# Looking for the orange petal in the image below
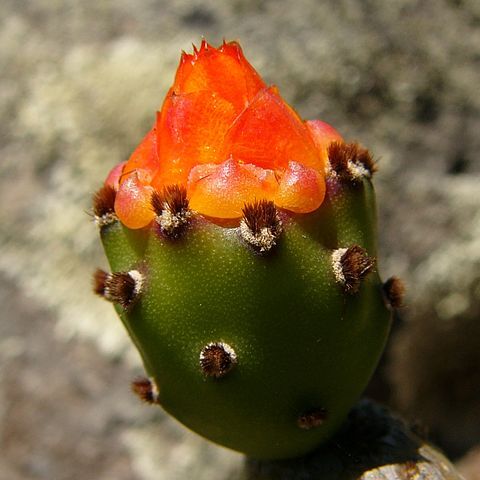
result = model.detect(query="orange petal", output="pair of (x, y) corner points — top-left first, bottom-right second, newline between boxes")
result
(225, 87), (323, 172)
(122, 127), (159, 184)
(114, 172), (155, 229)
(188, 157), (277, 218)
(174, 40), (266, 111)
(153, 90), (237, 189)
(105, 161), (127, 191)
(305, 120), (343, 164)
(275, 161), (325, 213)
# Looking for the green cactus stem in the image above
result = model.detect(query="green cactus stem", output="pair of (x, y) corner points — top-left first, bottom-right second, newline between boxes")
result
(92, 141), (399, 459)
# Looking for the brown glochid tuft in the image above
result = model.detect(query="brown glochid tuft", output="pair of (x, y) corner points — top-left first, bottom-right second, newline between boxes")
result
(162, 184), (189, 215)
(327, 141), (352, 175)
(383, 276), (406, 309)
(151, 184), (191, 238)
(131, 376), (159, 404)
(92, 185), (117, 226)
(93, 268), (108, 296)
(327, 141), (377, 181)
(200, 342), (237, 378)
(332, 245), (375, 294)
(240, 200), (282, 253)
(150, 189), (164, 217)
(297, 408), (327, 430)
(92, 269), (143, 309)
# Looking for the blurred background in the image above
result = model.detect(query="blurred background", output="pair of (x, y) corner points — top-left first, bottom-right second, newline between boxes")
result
(0, 0), (479, 479)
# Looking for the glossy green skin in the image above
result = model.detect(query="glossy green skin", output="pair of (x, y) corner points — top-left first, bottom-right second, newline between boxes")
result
(100, 177), (391, 459)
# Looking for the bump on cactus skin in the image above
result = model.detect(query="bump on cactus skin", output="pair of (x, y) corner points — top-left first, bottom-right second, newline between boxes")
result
(240, 200), (282, 253)
(327, 142), (377, 182)
(332, 245), (376, 294)
(93, 268), (144, 309)
(151, 185), (192, 238)
(94, 151), (394, 459)
(200, 342), (238, 378)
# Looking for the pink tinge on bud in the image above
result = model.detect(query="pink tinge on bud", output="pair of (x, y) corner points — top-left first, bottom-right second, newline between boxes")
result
(114, 172), (155, 229)
(105, 161), (127, 191)
(305, 120), (343, 160)
(275, 161), (325, 213)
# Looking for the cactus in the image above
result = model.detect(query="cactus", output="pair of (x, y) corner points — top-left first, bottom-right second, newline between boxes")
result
(92, 40), (403, 460)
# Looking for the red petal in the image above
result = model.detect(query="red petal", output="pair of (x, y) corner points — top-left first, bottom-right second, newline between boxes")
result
(225, 87), (323, 172)
(173, 41), (265, 111)
(153, 90), (237, 190)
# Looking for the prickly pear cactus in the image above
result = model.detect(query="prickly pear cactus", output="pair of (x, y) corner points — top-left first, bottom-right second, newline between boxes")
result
(92, 41), (404, 460)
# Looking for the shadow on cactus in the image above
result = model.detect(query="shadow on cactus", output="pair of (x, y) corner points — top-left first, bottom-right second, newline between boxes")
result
(92, 40), (404, 460)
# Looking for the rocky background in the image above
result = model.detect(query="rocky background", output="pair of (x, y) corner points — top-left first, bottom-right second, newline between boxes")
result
(0, 0), (479, 479)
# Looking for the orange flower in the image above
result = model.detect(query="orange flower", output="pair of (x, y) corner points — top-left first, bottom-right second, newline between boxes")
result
(107, 40), (342, 228)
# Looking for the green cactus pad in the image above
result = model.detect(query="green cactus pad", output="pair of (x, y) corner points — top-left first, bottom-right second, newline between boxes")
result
(96, 170), (392, 459)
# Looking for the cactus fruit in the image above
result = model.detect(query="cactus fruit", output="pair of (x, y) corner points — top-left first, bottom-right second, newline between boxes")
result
(92, 40), (403, 460)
